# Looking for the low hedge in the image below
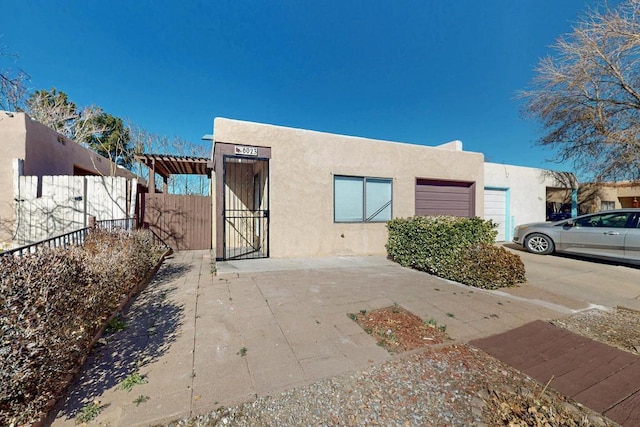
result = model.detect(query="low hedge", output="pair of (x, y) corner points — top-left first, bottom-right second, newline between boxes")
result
(451, 243), (526, 289)
(0, 228), (166, 426)
(386, 216), (525, 288)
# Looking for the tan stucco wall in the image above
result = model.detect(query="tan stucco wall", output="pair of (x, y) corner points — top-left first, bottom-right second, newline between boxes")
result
(598, 186), (622, 209)
(0, 112), (28, 245)
(214, 118), (485, 258)
(22, 114), (136, 179)
(578, 182), (640, 212)
(614, 183), (640, 199)
(485, 163), (570, 228)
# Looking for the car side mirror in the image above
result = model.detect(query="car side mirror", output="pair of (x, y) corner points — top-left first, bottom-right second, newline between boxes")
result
(566, 219), (575, 227)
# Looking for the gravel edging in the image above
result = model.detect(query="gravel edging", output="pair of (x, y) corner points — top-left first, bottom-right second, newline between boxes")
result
(172, 344), (485, 427)
(170, 342), (615, 427)
(167, 307), (640, 427)
(552, 306), (640, 355)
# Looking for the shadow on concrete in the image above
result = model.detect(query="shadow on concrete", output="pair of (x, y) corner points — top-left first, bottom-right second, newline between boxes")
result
(53, 261), (191, 421)
(553, 252), (640, 269)
(503, 242), (640, 270)
(502, 243), (525, 252)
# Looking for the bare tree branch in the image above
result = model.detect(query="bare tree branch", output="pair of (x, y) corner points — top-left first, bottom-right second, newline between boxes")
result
(0, 46), (29, 110)
(521, 0), (640, 182)
(128, 122), (210, 195)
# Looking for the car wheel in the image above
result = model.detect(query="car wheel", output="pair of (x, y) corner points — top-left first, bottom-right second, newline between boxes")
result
(524, 233), (554, 255)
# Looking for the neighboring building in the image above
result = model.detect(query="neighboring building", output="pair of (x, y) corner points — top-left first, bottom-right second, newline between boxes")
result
(0, 111), (140, 246)
(578, 181), (640, 213)
(484, 163), (577, 241)
(209, 118), (573, 259)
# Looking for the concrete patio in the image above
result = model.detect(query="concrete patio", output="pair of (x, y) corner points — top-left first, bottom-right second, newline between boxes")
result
(51, 250), (594, 426)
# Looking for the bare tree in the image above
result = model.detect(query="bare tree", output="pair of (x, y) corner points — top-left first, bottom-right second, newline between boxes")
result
(128, 122), (210, 195)
(0, 47), (29, 111)
(25, 88), (106, 140)
(0, 70), (28, 111)
(25, 89), (139, 175)
(165, 136), (209, 195)
(73, 105), (110, 145)
(521, 0), (640, 182)
(127, 120), (155, 156)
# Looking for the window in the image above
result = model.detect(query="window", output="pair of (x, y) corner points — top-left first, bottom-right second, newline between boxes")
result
(574, 212), (632, 228)
(334, 176), (392, 222)
(600, 201), (615, 211)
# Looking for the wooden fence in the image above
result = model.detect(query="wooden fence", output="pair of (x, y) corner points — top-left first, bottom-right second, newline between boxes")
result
(140, 193), (211, 250)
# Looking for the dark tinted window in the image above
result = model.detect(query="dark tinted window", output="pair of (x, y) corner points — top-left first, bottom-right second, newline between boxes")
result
(574, 212), (632, 228)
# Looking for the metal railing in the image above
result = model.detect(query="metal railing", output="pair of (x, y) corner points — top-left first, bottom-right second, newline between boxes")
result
(137, 222), (173, 254)
(94, 217), (136, 231)
(0, 217), (145, 257)
(1, 228), (91, 257)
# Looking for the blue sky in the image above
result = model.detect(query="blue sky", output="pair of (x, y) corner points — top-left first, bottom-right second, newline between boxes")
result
(2, 1), (603, 170)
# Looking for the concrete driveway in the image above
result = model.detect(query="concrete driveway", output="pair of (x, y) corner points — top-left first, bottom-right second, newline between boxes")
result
(52, 249), (603, 426)
(503, 243), (640, 311)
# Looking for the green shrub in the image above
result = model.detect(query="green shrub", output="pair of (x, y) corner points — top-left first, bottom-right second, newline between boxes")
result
(386, 215), (525, 289)
(0, 228), (164, 426)
(451, 243), (526, 289)
(386, 216), (498, 275)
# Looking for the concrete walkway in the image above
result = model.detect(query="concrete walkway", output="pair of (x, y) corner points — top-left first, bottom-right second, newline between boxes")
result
(52, 251), (592, 426)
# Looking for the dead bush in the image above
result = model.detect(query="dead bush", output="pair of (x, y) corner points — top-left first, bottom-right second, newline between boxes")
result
(452, 243), (526, 289)
(0, 228), (165, 425)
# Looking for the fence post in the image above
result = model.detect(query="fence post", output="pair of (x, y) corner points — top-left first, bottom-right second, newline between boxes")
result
(88, 216), (96, 228)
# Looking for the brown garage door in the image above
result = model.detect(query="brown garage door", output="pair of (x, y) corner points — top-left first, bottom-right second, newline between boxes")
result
(415, 179), (475, 217)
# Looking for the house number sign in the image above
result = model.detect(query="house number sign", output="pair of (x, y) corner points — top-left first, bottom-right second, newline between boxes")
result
(234, 146), (258, 156)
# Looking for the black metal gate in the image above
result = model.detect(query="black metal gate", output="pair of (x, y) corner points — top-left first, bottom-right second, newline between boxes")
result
(222, 155), (269, 260)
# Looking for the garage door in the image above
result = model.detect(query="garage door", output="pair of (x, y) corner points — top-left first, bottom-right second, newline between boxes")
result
(415, 179), (475, 217)
(484, 188), (508, 241)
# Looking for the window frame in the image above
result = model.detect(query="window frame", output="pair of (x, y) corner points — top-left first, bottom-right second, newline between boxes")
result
(600, 201), (615, 211)
(333, 175), (393, 223)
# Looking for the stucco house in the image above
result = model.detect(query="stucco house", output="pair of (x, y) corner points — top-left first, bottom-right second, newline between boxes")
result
(0, 111), (140, 247)
(0, 112), (576, 257)
(484, 163), (577, 242)
(578, 181), (640, 213)
(209, 118), (574, 260)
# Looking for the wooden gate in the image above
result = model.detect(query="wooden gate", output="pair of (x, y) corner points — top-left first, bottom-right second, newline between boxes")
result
(140, 193), (211, 250)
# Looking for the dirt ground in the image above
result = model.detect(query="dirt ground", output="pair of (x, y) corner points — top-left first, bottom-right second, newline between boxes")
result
(349, 304), (638, 426)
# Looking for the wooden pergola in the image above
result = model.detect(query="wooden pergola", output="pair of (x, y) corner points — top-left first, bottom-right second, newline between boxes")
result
(135, 154), (211, 193)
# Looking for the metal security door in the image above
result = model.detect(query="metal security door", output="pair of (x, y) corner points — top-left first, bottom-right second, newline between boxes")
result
(222, 156), (269, 260)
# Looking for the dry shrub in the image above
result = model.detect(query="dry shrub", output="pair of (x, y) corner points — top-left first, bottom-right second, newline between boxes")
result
(453, 243), (526, 289)
(0, 228), (164, 426)
(483, 384), (599, 426)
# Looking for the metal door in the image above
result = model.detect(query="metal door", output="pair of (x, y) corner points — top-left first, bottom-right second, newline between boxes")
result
(222, 155), (269, 260)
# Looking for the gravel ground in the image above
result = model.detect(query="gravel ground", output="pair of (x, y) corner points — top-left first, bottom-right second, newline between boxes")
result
(165, 307), (640, 427)
(170, 342), (616, 427)
(552, 307), (640, 355)
(172, 345), (488, 427)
